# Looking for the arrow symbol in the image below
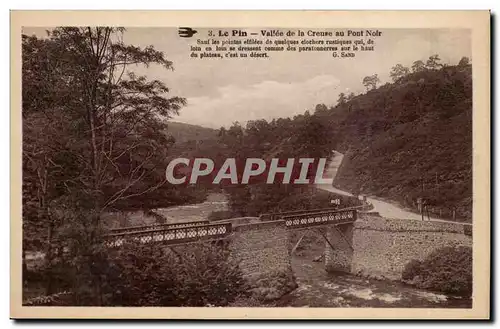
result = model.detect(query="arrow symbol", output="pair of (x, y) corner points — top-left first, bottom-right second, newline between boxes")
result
(178, 27), (198, 38)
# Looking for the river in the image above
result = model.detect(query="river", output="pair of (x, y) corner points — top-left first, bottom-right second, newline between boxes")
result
(274, 255), (470, 308)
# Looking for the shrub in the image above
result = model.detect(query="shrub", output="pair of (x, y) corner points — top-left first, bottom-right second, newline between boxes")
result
(401, 259), (423, 281)
(402, 246), (472, 296)
(99, 241), (248, 306)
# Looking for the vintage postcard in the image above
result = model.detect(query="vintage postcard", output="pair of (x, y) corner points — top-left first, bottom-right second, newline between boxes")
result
(10, 10), (490, 319)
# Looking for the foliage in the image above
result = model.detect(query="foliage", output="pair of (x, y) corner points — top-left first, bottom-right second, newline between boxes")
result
(330, 62), (472, 220)
(402, 246), (472, 296)
(426, 54), (443, 70)
(99, 241), (248, 306)
(206, 110), (346, 216)
(390, 64), (410, 82)
(337, 92), (347, 105)
(22, 27), (206, 298)
(228, 185), (360, 218)
(458, 56), (470, 67)
(167, 121), (218, 144)
(411, 60), (426, 73)
(26, 240), (248, 306)
(362, 74), (380, 91)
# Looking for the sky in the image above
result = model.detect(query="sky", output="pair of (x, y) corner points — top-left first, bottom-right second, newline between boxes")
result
(22, 27), (471, 128)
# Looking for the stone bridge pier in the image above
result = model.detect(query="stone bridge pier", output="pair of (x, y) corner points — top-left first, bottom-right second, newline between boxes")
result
(324, 223), (355, 273)
(226, 219), (297, 301)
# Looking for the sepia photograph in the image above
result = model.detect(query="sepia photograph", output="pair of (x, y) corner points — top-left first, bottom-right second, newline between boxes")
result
(10, 10), (490, 319)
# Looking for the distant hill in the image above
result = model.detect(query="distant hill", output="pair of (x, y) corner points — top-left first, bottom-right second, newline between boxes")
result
(166, 121), (218, 144)
(165, 121), (225, 163)
(322, 64), (472, 220)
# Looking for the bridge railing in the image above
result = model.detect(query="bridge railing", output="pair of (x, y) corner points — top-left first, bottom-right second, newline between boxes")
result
(282, 208), (357, 229)
(103, 222), (232, 247)
(108, 220), (210, 234)
(261, 205), (363, 222)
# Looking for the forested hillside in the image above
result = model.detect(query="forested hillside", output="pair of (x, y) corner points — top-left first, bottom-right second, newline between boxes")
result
(197, 113), (347, 217)
(190, 57), (472, 220)
(323, 60), (472, 219)
(166, 121), (218, 144)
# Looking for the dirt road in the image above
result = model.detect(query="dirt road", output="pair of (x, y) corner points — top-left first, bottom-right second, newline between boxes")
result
(316, 150), (448, 222)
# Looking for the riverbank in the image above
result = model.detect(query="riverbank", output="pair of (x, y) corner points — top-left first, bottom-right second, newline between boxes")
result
(101, 193), (229, 228)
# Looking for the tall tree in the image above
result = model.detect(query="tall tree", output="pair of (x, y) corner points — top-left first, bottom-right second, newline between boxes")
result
(337, 93), (347, 105)
(458, 56), (470, 67)
(390, 64), (410, 82)
(426, 54), (443, 70)
(362, 74), (380, 91)
(411, 60), (426, 73)
(314, 103), (328, 114)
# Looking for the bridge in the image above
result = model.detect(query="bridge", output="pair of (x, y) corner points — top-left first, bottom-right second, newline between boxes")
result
(102, 207), (471, 302)
(103, 207), (357, 247)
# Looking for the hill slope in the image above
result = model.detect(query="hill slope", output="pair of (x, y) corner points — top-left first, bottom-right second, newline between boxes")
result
(325, 64), (472, 220)
(166, 121), (218, 144)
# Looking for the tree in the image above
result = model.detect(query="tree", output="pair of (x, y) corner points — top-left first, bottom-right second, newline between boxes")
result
(217, 109), (336, 217)
(362, 74), (380, 91)
(314, 103), (328, 113)
(22, 108), (80, 294)
(426, 54), (443, 70)
(390, 64), (410, 82)
(411, 60), (426, 73)
(337, 93), (347, 105)
(458, 56), (470, 67)
(22, 34), (87, 294)
(346, 92), (356, 101)
(22, 27), (186, 301)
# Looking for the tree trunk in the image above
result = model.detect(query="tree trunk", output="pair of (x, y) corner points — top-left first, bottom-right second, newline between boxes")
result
(39, 193), (55, 295)
(45, 220), (54, 295)
(22, 248), (28, 287)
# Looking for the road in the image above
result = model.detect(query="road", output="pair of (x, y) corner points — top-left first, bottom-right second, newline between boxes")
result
(316, 150), (447, 222)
